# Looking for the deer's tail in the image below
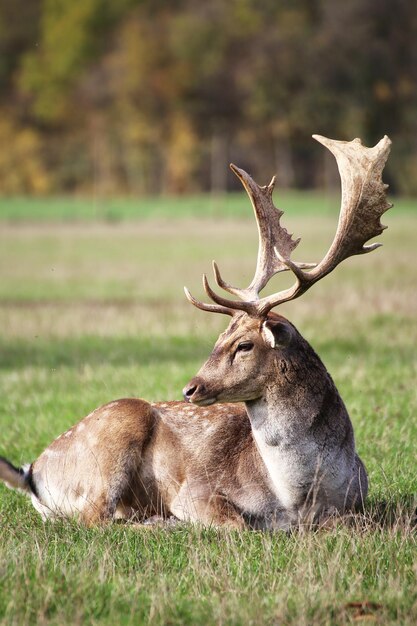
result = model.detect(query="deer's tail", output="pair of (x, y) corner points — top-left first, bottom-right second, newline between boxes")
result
(0, 456), (33, 493)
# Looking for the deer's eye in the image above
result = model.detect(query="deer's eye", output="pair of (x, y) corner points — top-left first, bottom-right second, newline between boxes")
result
(236, 341), (254, 353)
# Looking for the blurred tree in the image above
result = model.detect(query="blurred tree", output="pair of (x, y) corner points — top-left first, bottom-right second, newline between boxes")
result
(19, 0), (136, 120)
(0, 0), (41, 96)
(0, 0), (415, 195)
(0, 117), (50, 193)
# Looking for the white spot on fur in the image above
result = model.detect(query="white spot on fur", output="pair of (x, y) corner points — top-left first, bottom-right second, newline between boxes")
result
(42, 448), (60, 459)
(64, 430), (73, 438)
(77, 423), (85, 432)
(105, 401), (120, 409)
(87, 435), (98, 447)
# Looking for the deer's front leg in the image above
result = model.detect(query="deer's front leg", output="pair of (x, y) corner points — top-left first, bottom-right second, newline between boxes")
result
(169, 482), (247, 530)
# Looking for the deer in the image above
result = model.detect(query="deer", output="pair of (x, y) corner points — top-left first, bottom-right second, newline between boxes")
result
(0, 134), (392, 530)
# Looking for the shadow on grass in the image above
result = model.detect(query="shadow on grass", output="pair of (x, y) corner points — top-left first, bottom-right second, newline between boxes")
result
(351, 495), (417, 532)
(0, 336), (213, 370)
(281, 497), (417, 534)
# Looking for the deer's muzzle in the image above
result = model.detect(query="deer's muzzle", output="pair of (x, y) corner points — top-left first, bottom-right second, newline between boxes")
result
(182, 377), (217, 406)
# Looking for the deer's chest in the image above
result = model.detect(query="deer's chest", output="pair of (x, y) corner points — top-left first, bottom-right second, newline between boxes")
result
(252, 429), (319, 510)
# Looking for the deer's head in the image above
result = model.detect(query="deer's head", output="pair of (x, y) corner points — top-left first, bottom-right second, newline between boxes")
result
(183, 135), (392, 407)
(183, 312), (296, 405)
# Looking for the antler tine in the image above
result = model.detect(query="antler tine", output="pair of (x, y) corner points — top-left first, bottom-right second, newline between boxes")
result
(311, 134), (392, 263)
(228, 164), (313, 298)
(202, 274), (253, 315)
(257, 134), (392, 315)
(212, 261), (245, 298)
(183, 286), (235, 317)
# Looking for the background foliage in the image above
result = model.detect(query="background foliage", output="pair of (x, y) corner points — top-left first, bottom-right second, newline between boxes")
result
(0, 0), (416, 195)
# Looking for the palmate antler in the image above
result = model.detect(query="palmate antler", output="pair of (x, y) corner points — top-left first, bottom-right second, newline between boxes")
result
(185, 134), (392, 318)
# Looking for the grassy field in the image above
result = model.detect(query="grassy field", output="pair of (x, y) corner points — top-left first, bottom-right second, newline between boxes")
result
(0, 193), (416, 625)
(0, 191), (415, 222)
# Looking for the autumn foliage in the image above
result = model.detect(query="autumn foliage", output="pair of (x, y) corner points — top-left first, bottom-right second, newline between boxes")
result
(0, 0), (416, 195)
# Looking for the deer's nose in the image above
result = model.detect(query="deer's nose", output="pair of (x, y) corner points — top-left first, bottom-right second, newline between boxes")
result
(183, 379), (205, 402)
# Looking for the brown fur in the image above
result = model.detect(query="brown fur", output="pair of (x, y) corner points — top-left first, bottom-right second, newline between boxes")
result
(183, 312), (368, 527)
(0, 312), (367, 529)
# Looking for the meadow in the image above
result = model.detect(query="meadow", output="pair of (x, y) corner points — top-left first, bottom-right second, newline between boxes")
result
(0, 191), (416, 625)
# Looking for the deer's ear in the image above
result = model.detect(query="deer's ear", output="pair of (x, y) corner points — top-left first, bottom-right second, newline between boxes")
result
(262, 319), (294, 349)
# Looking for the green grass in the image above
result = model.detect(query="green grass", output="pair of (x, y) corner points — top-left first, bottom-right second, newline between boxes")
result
(0, 190), (415, 222)
(0, 197), (416, 624)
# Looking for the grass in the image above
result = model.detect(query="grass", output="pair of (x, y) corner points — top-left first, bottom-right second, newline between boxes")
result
(0, 190), (415, 222)
(0, 193), (416, 624)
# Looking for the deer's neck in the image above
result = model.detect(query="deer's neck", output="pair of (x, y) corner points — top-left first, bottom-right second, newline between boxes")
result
(244, 343), (354, 509)
(246, 341), (338, 442)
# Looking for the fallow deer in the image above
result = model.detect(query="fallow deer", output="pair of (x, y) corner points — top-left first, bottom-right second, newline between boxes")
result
(0, 134), (391, 530)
